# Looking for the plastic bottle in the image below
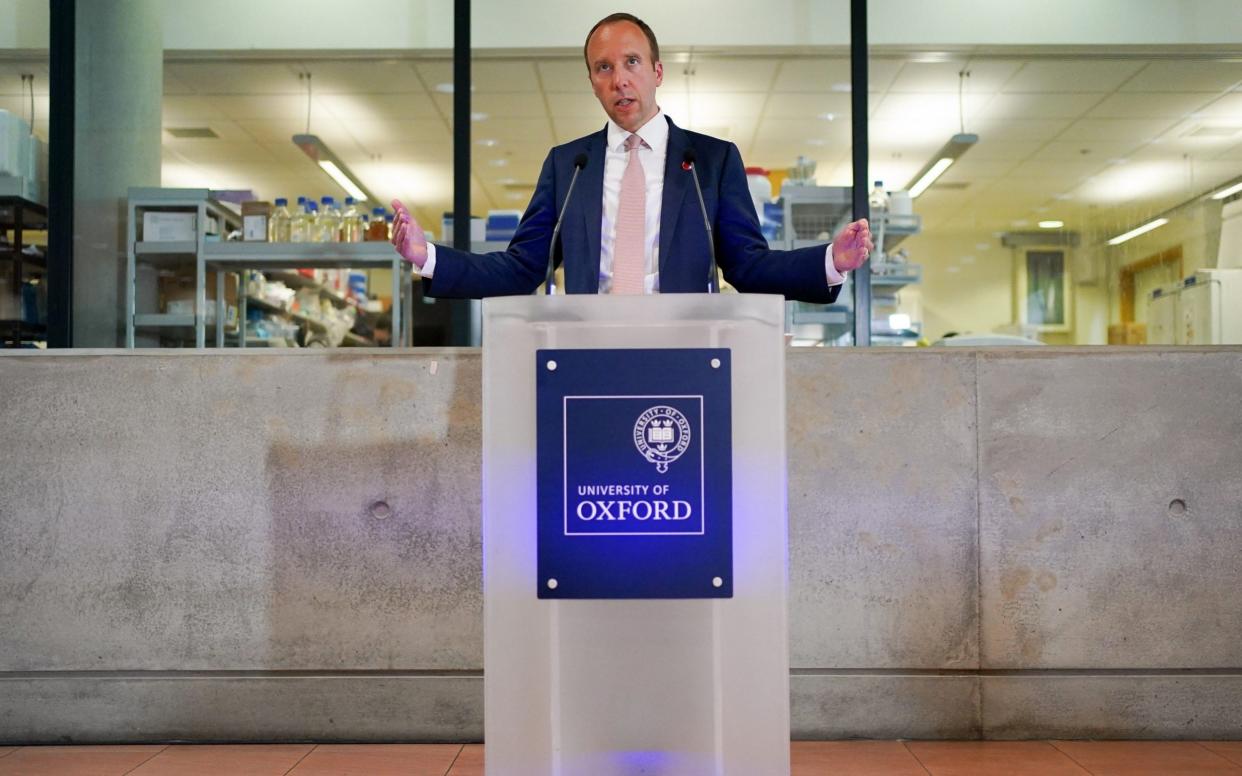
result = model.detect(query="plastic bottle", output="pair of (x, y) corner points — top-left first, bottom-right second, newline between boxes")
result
(340, 197), (364, 243)
(269, 198), (293, 242)
(306, 200), (321, 242)
(869, 180), (889, 211)
(366, 207), (389, 241)
(319, 196), (342, 242)
(290, 198), (312, 243)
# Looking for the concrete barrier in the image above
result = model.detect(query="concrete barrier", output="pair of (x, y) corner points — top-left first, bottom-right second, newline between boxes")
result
(1, 348), (1239, 742)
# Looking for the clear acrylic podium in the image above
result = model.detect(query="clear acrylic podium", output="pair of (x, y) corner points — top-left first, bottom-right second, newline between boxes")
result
(482, 294), (790, 776)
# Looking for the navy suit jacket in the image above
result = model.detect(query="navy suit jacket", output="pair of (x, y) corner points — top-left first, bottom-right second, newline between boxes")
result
(426, 115), (841, 305)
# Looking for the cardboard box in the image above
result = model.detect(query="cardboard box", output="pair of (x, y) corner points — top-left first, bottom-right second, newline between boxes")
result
(242, 201), (271, 242)
(142, 212), (197, 242)
(159, 272), (239, 327)
(1107, 322), (1146, 345)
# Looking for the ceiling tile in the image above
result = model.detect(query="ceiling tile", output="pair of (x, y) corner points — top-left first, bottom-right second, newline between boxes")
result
(0, 63), (51, 96)
(659, 92), (767, 122)
(887, 60), (1022, 94)
(1029, 139), (1143, 162)
(771, 58), (850, 92)
(235, 118), (312, 144)
(1006, 158), (1108, 181)
(162, 119), (253, 143)
(162, 96), (222, 123)
(756, 117), (846, 142)
(1121, 61), (1242, 93)
(1214, 141), (1242, 161)
(1193, 92), (1242, 120)
(872, 92), (991, 127)
(471, 118), (553, 145)
(465, 92), (557, 119)
(342, 118), (451, 149)
(663, 58), (780, 93)
(1002, 61), (1146, 93)
(1057, 117), (1179, 142)
(165, 62), (305, 95)
(974, 92), (1106, 120)
(474, 60), (540, 94)
(963, 138), (1047, 162)
(1087, 91), (1221, 119)
(164, 141), (279, 164)
(538, 60), (592, 93)
(552, 117), (607, 143)
(968, 116), (1075, 141)
(318, 93), (440, 120)
(546, 92), (604, 119)
(301, 60), (428, 95)
(212, 94), (318, 121)
(764, 92), (852, 119)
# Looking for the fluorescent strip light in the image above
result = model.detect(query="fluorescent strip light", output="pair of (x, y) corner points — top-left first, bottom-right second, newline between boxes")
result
(909, 158), (953, 198)
(904, 133), (978, 199)
(1038, 220), (1064, 229)
(1107, 218), (1169, 246)
(1211, 181), (1242, 200)
(319, 160), (367, 201)
(292, 133), (375, 203)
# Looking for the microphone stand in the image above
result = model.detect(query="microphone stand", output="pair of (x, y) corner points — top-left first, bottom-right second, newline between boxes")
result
(544, 153), (588, 295)
(683, 148), (720, 293)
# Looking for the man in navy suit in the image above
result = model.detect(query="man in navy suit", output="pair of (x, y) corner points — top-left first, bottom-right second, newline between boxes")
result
(390, 13), (872, 304)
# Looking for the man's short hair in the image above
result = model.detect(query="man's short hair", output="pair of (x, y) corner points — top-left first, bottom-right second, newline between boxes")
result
(583, 13), (660, 71)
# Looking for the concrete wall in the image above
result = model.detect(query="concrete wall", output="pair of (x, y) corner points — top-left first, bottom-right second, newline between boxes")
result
(1, 347), (1240, 742)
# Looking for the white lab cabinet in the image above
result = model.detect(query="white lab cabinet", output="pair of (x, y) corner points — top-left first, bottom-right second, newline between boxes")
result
(1178, 269), (1242, 345)
(1147, 284), (1180, 345)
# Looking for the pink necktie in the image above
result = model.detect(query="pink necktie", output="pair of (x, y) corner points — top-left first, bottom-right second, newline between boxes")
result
(610, 133), (647, 295)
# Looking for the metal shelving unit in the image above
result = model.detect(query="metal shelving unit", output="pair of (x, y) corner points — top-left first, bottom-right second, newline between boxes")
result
(770, 184), (923, 346)
(205, 241), (406, 348)
(0, 197), (48, 348)
(125, 188), (241, 348)
(126, 188), (410, 348)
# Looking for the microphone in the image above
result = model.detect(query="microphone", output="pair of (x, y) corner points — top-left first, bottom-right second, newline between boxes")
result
(682, 148), (720, 293)
(544, 152), (589, 294)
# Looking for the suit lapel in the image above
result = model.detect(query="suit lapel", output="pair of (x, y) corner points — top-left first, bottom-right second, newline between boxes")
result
(659, 116), (690, 277)
(578, 127), (607, 293)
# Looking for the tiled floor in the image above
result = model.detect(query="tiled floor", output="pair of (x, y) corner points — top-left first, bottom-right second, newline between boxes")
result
(0, 741), (1238, 775)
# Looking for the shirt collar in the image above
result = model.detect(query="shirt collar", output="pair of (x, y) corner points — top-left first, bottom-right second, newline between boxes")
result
(606, 108), (668, 154)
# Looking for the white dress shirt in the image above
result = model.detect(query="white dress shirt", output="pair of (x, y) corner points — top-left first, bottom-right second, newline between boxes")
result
(418, 109), (847, 291)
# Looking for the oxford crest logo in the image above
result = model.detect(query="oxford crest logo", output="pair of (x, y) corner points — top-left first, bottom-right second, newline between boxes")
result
(633, 405), (692, 473)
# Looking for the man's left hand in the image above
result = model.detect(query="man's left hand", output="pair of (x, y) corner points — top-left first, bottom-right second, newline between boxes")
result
(832, 218), (874, 273)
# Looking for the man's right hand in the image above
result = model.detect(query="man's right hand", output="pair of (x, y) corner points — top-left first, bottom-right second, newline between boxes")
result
(390, 198), (428, 269)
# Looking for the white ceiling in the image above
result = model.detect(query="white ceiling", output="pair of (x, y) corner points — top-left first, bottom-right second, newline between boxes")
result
(1, 51), (1241, 241)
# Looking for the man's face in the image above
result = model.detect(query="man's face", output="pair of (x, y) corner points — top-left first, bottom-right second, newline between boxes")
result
(585, 21), (663, 133)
